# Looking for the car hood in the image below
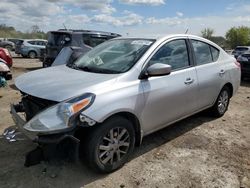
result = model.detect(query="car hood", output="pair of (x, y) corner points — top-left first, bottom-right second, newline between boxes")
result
(15, 65), (119, 102)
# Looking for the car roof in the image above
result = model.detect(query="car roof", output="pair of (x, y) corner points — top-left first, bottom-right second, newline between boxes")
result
(49, 29), (121, 36)
(117, 34), (211, 40)
(24, 39), (47, 42)
(114, 34), (221, 49)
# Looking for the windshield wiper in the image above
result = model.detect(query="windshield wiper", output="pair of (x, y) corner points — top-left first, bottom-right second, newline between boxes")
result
(67, 63), (80, 70)
(77, 66), (121, 74)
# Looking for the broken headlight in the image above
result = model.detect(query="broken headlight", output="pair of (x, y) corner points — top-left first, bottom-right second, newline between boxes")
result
(23, 93), (95, 133)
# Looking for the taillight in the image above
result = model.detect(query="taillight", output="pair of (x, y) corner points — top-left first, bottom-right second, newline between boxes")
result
(3, 48), (10, 56)
(234, 61), (241, 69)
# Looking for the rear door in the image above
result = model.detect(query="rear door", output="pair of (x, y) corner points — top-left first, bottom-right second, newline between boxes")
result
(15, 40), (24, 54)
(189, 39), (225, 109)
(141, 38), (199, 134)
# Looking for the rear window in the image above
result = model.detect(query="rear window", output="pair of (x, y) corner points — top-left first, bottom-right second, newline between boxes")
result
(16, 40), (24, 45)
(235, 47), (249, 51)
(82, 35), (108, 47)
(48, 32), (71, 46)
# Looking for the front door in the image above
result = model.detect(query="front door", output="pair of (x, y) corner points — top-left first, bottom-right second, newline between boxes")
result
(140, 39), (199, 134)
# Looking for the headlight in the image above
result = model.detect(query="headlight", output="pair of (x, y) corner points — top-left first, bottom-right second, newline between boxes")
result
(24, 93), (95, 133)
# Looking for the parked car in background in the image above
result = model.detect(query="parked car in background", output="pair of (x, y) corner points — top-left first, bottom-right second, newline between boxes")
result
(11, 35), (240, 173)
(7, 38), (24, 49)
(42, 29), (121, 67)
(237, 53), (250, 79)
(0, 59), (12, 82)
(49, 46), (91, 67)
(0, 47), (13, 67)
(232, 46), (250, 58)
(14, 39), (24, 55)
(19, 39), (47, 58)
(0, 38), (15, 51)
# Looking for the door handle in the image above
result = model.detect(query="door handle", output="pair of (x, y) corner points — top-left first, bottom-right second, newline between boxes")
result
(219, 69), (225, 75)
(184, 78), (194, 85)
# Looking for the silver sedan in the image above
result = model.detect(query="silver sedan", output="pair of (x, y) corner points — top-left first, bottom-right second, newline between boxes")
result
(11, 34), (241, 172)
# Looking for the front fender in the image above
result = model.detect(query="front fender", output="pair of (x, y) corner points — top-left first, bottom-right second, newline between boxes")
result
(82, 81), (145, 127)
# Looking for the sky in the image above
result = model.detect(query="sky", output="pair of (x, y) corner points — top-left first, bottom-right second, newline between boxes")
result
(0, 0), (250, 37)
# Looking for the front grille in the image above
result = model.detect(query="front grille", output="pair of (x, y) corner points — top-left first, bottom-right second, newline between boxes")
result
(21, 93), (57, 121)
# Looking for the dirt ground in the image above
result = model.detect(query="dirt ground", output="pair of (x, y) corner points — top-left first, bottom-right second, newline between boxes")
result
(0, 57), (250, 188)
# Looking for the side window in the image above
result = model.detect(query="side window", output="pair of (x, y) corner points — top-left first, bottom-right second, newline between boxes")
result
(191, 40), (213, 65)
(28, 41), (35, 45)
(148, 39), (190, 70)
(82, 35), (91, 46)
(210, 46), (220, 61)
(37, 41), (46, 46)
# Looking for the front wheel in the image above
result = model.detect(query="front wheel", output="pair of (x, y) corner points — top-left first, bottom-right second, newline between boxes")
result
(28, 51), (37, 58)
(210, 86), (230, 117)
(84, 116), (135, 173)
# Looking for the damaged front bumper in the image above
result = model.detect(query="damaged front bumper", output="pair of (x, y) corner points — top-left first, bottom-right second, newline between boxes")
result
(10, 103), (80, 144)
(10, 104), (37, 140)
(10, 103), (80, 166)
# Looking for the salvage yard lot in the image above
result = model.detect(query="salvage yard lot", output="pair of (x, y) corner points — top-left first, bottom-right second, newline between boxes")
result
(0, 57), (250, 188)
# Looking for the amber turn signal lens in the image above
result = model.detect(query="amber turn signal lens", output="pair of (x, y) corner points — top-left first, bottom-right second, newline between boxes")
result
(71, 98), (90, 114)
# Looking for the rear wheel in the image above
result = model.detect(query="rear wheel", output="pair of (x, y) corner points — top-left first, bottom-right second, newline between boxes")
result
(28, 51), (37, 58)
(4, 45), (12, 51)
(84, 116), (135, 173)
(210, 86), (230, 117)
(241, 74), (245, 81)
(42, 62), (48, 68)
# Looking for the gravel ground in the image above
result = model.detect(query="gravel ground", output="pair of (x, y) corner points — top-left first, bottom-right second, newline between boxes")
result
(0, 57), (250, 188)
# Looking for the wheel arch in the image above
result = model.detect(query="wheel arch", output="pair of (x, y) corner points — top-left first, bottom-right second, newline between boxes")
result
(28, 50), (37, 56)
(75, 111), (143, 147)
(223, 82), (233, 98)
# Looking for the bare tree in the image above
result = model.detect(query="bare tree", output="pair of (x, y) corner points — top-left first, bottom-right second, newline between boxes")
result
(31, 25), (40, 33)
(201, 28), (214, 40)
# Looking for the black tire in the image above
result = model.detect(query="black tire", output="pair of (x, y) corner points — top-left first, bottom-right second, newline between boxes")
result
(42, 62), (48, 68)
(241, 74), (245, 81)
(28, 51), (37, 58)
(4, 45), (12, 51)
(84, 116), (135, 173)
(210, 86), (230, 117)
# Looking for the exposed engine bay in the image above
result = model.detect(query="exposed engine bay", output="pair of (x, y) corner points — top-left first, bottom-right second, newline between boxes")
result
(15, 92), (58, 121)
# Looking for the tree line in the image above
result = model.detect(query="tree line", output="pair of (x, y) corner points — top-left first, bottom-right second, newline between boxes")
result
(200, 26), (250, 49)
(0, 24), (47, 39)
(0, 24), (249, 49)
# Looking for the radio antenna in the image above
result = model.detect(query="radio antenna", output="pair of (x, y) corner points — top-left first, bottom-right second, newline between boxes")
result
(185, 28), (189, 34)
(63, 23), (67, 30)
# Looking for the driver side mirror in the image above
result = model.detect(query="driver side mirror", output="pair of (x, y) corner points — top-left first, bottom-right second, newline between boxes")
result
(139, 63), (171, 79)
(147, 63), (171, 77)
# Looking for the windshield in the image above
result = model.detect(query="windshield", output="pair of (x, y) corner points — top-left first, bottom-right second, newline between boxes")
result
(71, 39), (154, 74)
